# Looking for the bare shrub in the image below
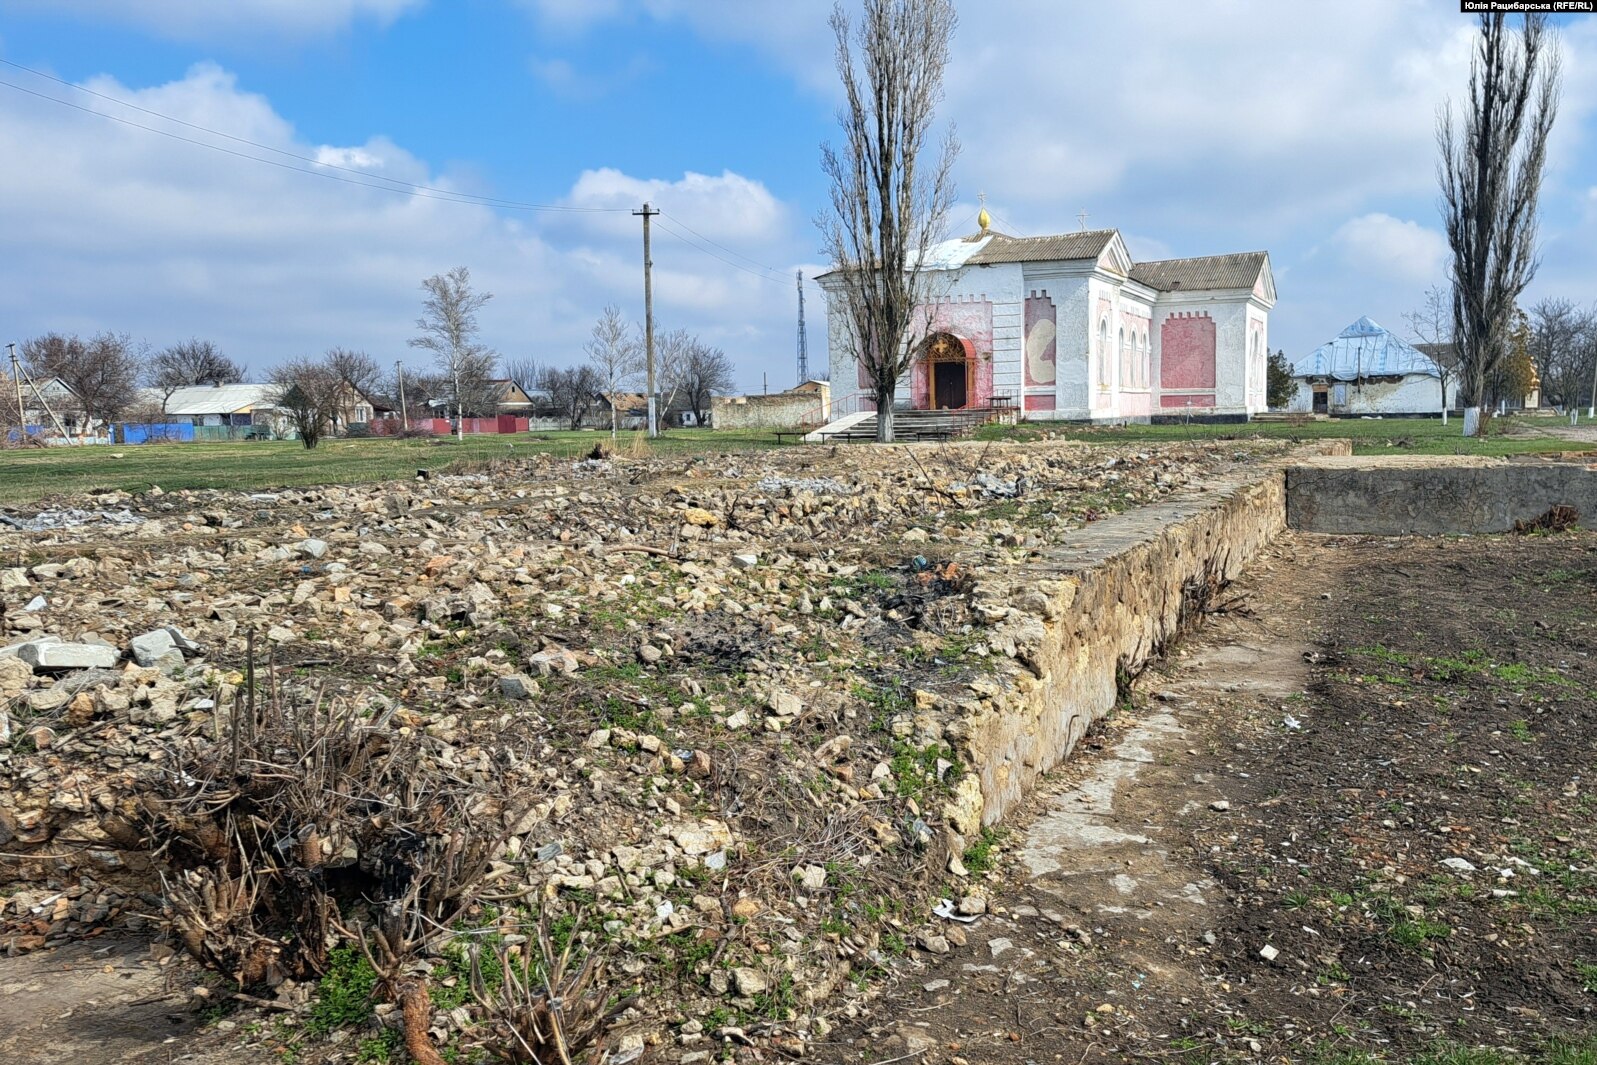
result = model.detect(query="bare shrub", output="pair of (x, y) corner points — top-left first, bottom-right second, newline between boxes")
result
(468, 919), (637, 1064)
(115, 634), (532, 1006)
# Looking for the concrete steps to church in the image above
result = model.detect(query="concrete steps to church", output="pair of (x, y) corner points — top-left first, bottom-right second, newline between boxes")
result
(809, 407), (998, 442)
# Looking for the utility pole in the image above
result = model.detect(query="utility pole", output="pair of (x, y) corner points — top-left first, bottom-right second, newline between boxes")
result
(796, 270), (809, 385)
(9, 342), (74, 443)
(8, 343), (23, 431)
(395, 360), (409, 431)
(634, 202), (660, 438)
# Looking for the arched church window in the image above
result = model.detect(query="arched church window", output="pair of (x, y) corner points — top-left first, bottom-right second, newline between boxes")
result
(1098, 319), (1110, 390)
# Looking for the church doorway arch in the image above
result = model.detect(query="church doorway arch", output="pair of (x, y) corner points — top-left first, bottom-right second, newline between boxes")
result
(921, 331), (973, 410)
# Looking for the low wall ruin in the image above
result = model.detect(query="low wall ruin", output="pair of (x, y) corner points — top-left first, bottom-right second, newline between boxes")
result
(937, 441), (1350, 842)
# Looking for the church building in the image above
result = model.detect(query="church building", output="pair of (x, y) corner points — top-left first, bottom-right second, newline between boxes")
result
(818, 212), (1276, 422)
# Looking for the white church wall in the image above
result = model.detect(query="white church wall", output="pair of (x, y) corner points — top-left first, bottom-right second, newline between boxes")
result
(1087, 276), (1121, 418)
(1116, 288), (1156, 420)
(1018, 271), (1091, 419)
(973, 263), (1025, 404)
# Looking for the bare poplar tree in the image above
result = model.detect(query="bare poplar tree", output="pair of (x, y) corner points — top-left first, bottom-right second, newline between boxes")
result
(583, 306), (641, 439)
(818, 0), (959, 443)
(1437, 12), (1560, 436)
(149, 338), (244, 399)
(409, 266), (499, 441)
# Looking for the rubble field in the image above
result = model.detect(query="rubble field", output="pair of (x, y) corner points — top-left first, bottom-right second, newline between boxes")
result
(0, 438), (1298, 1064)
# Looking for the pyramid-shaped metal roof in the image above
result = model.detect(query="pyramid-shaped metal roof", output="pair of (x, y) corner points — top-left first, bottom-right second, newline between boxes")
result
(1293, 316), (1441, 381)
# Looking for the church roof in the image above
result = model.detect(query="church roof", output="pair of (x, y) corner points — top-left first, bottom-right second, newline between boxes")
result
(1129, 251), (1269, 292)
(1294, 317), (1441, 381)
(964, 229), (1118, 264)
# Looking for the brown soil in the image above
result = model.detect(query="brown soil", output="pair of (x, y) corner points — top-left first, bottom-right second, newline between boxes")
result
(829, 531), (1597, 1064)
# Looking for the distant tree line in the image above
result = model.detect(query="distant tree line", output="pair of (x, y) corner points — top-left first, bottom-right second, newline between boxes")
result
(8, 332), (246, 432)
(8, 266), (740, 447)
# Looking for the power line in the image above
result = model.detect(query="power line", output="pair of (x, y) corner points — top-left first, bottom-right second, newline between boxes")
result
(651, 217), (789, 285)
(656, 210), (786, 277)
(0, 60), (626, 214)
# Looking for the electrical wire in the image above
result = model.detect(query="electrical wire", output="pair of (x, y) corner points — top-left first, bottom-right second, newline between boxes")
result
(651, 217), (790, 286)
(656, 210), (787, 277)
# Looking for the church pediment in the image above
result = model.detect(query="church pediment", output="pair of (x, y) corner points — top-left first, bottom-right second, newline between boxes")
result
(1096, 232), (1134, 277)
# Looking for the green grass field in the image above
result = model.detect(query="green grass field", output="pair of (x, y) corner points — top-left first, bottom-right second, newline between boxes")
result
(976, 413), (1592, 457)
(0, 429), (787, 506)
(1, 416), (1589, 508)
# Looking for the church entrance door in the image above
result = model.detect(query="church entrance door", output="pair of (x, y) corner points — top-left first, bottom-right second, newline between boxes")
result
(924, 332), (971, 410)
(933, 361), (967, 410)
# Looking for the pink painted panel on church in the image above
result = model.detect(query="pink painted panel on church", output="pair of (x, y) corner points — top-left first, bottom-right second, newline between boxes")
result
(1119, 391), (1151, 416)
(1024, 394), (1056, 411)
(910, 299), (993, 408)
(1160, 394), (1216, 408)
(1161, 313), (1216, 390)
(1023, 294), (1057, 388)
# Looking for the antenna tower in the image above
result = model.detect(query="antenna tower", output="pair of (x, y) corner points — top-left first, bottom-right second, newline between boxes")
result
(795, 270), (810, 384)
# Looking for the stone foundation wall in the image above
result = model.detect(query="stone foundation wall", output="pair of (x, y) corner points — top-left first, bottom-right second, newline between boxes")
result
(941, 441), (1350, 839)
(1287, 458), (1597, 535)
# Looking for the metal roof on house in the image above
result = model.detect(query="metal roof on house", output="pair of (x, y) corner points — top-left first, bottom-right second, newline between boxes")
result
(1128, 251), (1269, 292)
(1294, 317), (1441, 381)
(964, 229), (1118, 265)
(163, 383), (280, 416)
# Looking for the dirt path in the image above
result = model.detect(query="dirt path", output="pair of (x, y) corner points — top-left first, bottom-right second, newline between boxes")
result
(0, 936), (242, 1064)
(830, 531), (1597, 1064)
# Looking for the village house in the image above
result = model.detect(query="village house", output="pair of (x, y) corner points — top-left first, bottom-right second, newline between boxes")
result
(817, 214), (1276, 422)
(1286, 317), (1449, 416)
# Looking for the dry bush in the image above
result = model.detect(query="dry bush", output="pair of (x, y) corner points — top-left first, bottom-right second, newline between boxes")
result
(115, 636), (527, 991)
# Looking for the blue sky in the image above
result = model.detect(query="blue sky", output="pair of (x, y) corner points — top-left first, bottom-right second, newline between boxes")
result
(1, 1), (1594, 396)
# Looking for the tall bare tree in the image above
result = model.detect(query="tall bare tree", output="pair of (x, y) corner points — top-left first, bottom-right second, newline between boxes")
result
(1437, 12), (1560, 436)
(678, 340), (734, 427)
(1402, 284), (1457, 416)
(268, 355), (345, 450)
(583, 306), (641, 439)
(819, 0), (959, 442)
(22, 331), (142, 431)
(148, 338), (244, 399)
(409, 266), (499, 440)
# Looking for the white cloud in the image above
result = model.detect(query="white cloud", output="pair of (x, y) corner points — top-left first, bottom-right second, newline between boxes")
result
(1331, 214), (1449, 283)
(1, 0), (423, 39)
(518, 0), (625, 32)
(528, 53), (655, 100)
(0, 64), (810, 393)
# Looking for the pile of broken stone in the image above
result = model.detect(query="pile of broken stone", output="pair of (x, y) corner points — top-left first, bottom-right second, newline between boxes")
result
(0, 438), (1290, 1058)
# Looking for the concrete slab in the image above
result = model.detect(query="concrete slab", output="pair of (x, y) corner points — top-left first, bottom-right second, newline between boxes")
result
(1288, 460), (1597, 535)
